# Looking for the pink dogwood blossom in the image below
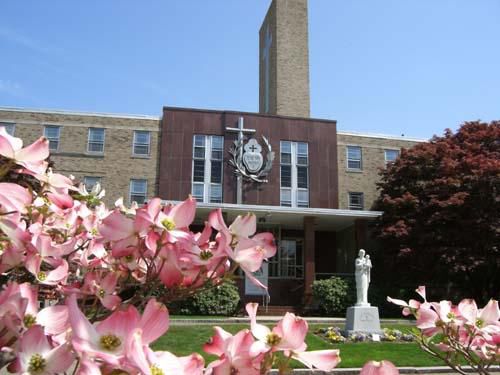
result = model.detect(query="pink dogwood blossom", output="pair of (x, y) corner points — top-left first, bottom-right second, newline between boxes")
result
(68, 294), (169, 370)
(205, 327), (259, 375)
(8, 325), (74, 374)
(360, 360), (400, 375)
(245, 303), (341, 372)
(389, 286), (500, 371)
(0, 127), (49, 175)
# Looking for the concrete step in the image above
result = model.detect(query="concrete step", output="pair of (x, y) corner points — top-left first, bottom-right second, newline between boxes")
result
(257, 305), (297, 316)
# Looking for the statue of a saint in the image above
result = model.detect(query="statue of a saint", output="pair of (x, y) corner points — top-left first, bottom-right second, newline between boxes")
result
(355, 249), (372, 306)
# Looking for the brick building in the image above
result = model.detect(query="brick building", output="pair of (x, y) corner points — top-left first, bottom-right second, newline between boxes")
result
(337, 131), (423, 210)
(0, 0), (424, 308)
(0, 108), (160, 207)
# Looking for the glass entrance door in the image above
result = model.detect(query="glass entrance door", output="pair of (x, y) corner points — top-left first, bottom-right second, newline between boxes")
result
(269, 239), (304, 279)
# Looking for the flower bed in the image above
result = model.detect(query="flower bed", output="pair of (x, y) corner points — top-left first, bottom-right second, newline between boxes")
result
(316, 327), (414, 343)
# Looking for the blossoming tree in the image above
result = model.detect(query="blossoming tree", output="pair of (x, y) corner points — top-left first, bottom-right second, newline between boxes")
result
(1, 127), (496, 374)
(389, 286), (499, 375)
(0, 128), (343, 374)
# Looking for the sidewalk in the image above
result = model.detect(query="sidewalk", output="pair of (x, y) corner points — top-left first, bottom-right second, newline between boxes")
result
(170, 316), (414, 325)
(269, 366), (500, 374)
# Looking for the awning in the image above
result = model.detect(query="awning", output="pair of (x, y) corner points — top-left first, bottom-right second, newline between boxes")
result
(163, 201), (382, 231)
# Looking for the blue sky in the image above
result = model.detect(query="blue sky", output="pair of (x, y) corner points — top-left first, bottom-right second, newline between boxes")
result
(1, 0), (499, 139)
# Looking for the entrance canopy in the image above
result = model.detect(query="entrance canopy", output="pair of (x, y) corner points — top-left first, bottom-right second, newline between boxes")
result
(163, 201), (382, 231)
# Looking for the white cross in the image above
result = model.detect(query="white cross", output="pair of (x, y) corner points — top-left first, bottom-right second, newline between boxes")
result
(226, 116), (256, 144)
(262, 25), (272, 113)
(226, 117), (256, 204)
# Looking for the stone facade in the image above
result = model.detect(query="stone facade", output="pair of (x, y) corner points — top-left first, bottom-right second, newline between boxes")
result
(337, 132), (424, 210)
(0, 108), (161, 206)
(259, 0), (310, 118)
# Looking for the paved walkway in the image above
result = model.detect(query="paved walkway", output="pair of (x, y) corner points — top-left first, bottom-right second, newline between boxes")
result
(170, 316), (415, 325)
(269, 366), (499, 374)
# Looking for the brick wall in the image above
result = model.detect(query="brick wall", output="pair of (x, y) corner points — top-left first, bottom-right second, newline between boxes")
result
(337, 132), (423, 210)
(0, 109), (160, 206)
(259, 0), (310, 118)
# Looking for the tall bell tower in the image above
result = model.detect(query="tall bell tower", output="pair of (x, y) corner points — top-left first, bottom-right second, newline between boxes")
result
(259, 0), (310, 118)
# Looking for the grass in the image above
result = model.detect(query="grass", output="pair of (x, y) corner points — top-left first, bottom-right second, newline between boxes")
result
(151, 324), (444, 368)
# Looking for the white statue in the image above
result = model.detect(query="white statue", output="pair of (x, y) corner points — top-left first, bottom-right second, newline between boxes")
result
(355, 249), (372, 306)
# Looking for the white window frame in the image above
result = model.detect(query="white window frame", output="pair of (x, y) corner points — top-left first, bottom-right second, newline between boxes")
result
(280, 141), (309, 207)
(346, 145), (362, 170)
(87, 128), (105, 154)
(132, 130), (151, 156)
(44, 125), (61, 152)
(83, 176), (102, 191)
(348, 192), (364, 210)
(0, 122), (15, 136)
(129, 179), (148, 204)
(191, 135), (224, 203)
(384, 149), (400, 165)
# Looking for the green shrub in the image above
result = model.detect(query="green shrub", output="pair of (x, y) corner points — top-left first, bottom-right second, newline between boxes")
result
(170, 280), (240, 316)
(312, 277), (353, 316)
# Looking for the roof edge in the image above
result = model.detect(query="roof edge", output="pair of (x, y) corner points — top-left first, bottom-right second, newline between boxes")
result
(338, 130), (427, 143)
(0, 106), (160, 121)
(163, 106), (337, 124)
(161, 200), (383, 218)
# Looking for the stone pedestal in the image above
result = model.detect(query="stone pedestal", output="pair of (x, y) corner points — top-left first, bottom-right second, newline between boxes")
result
(345, 306), (382, 334)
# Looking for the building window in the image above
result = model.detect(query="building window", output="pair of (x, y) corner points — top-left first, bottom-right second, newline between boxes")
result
(348, 192), (364, 210)
(346, 146), (362, 170)
(191, 135), (223, 203)
(0, 122), (15, 136)
(87, 128), (105, 153)
(280, 141), (309, 207)
(268, 239), (303, 278)
(384, 149), (400, 164)
(133, 130), (151, 156)
(83, 176), (102, 191)
(130, 179), (147, 204)
(44, 126), (60, 151)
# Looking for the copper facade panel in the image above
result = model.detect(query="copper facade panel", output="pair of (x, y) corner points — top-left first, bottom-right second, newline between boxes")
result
(159, 107), (339, 209)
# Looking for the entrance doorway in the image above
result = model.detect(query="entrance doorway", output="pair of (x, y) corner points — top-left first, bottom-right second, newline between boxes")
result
(269, 238), (304, 279)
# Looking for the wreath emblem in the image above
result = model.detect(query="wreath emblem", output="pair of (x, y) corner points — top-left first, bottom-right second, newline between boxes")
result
(228, 136), (275, 183)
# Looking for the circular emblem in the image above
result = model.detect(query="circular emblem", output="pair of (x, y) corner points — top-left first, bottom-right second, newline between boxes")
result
(228, 136), (275, 183)
(242, 138), (264, 173)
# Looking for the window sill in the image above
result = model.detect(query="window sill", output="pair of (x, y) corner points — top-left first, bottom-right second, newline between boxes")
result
(131, 154), (151, 159)
(51, 151), (105, 159)
(346, 168), (363, 173)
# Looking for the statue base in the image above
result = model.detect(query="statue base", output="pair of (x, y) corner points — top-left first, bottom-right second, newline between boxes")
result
(344, 306), (382, 334)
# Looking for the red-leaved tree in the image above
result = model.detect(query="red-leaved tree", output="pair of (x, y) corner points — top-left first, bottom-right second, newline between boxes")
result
(373, 121), (500, 302)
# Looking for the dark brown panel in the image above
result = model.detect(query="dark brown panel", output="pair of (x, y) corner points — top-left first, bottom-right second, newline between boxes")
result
(158, 107), (338, 208)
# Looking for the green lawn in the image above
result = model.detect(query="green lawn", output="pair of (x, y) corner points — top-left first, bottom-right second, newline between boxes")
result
(152, 324), (443, 368)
